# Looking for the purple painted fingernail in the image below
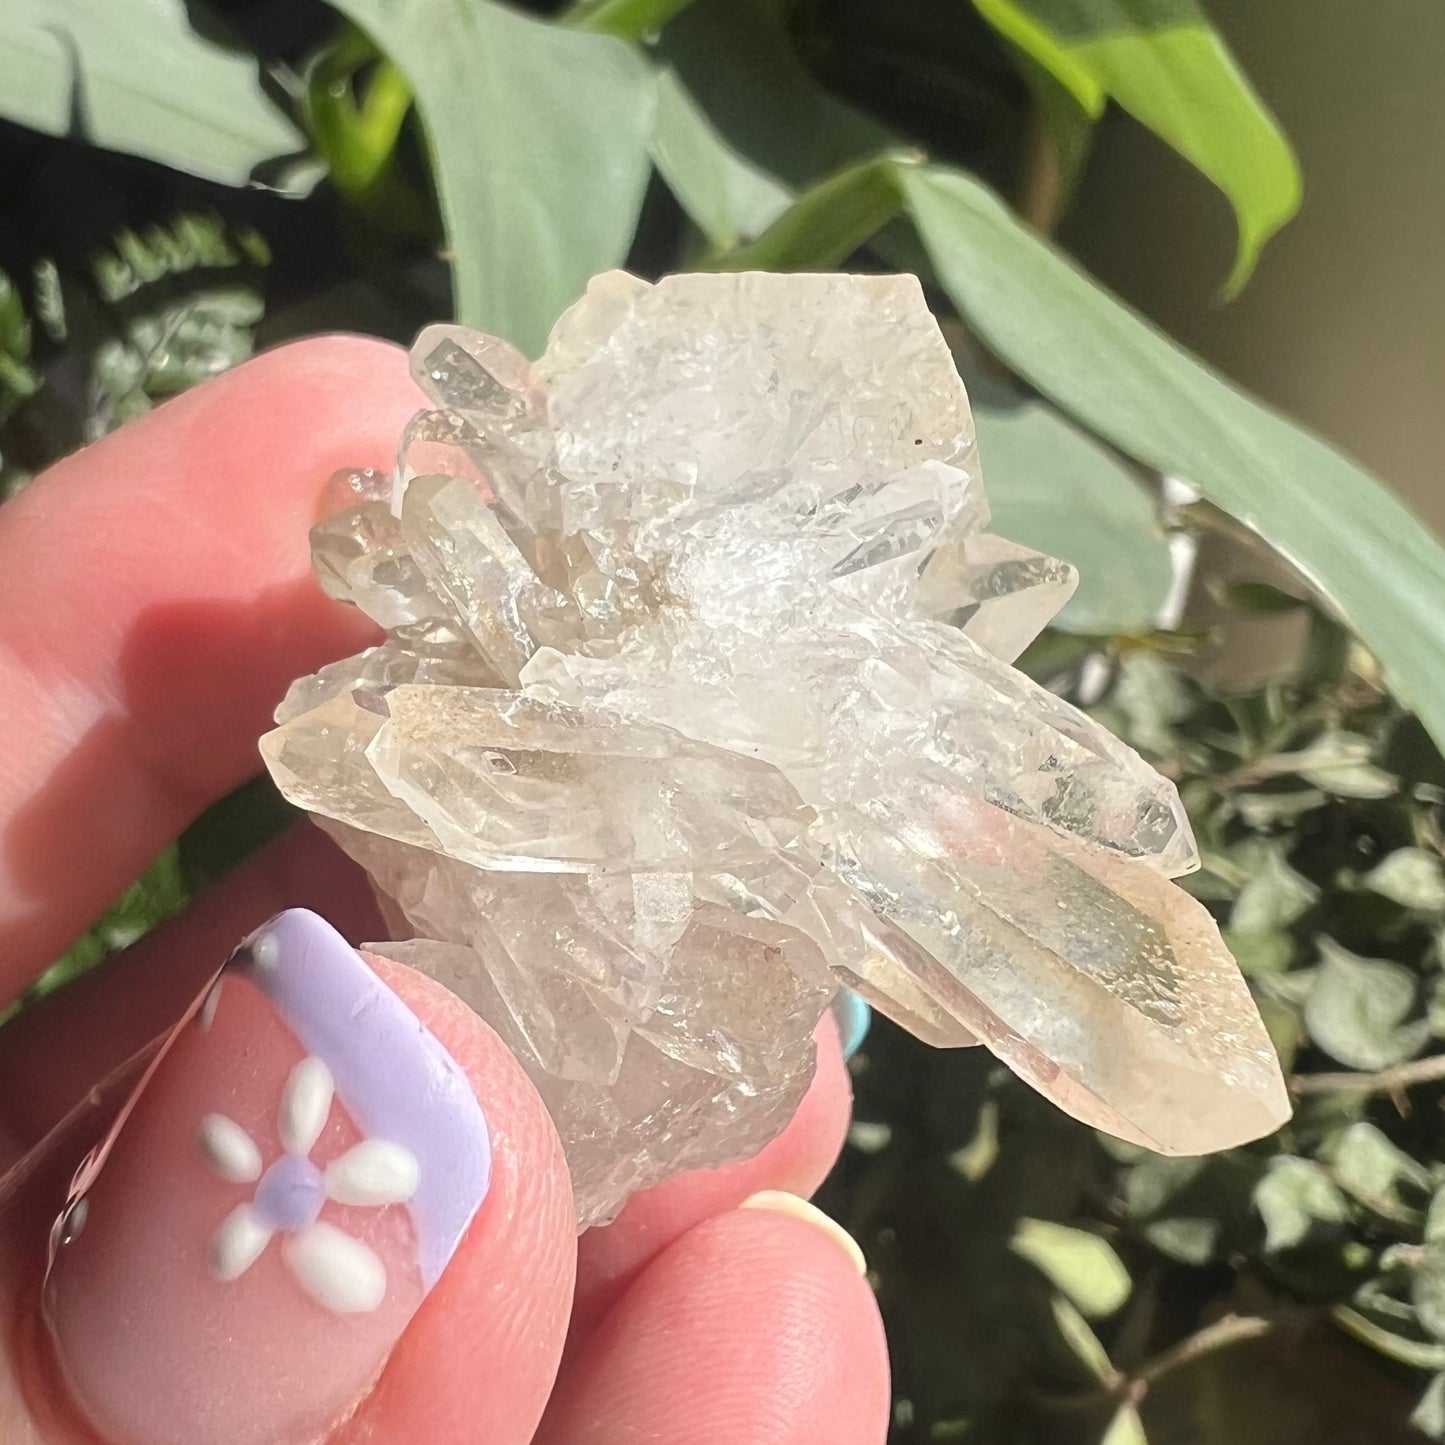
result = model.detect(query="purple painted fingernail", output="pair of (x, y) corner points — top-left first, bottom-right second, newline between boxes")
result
(44, 908), (491, 1445)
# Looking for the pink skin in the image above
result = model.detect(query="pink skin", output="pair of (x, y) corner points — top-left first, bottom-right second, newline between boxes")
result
(46, 972), (423, 1445)
(0, 340), (889, 1445)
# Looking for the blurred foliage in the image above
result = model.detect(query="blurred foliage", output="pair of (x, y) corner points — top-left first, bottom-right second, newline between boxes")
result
(2, 2), (1444, 1442)
(4, 0), (1444, 738)
(820, 592), (1445, 1442)
(0, 213), (269, 495)
(968, 0), (1301, 294)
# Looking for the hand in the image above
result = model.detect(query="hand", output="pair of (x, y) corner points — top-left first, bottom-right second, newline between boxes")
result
(0, 339), (889, 1445)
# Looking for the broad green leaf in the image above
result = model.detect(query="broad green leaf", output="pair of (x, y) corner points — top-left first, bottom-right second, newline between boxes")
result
(661, 0), (890, 194)
(651, 70), (791, 249)
(0, 0), (309, 191)
(1366, 848), (1445, 914)
(900, 164), (1445, 754)
(1253, 1157), (1349, 1252)
(330, 0), (655, 356)
(969, 0), (1300, 294)
(1013, 1219), (1131, 1317)
(1303, 938), (1428, 1072)
(973, 386), (1172, 634)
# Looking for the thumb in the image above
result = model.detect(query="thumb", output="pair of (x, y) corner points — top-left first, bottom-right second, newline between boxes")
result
(18, 909), (576, 1445)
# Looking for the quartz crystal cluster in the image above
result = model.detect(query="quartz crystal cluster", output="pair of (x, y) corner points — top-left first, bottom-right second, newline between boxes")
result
(262, 271), (1289, 1226)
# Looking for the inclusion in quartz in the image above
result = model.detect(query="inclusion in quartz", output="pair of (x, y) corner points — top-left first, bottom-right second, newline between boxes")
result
(262, 271), (1289, 1227)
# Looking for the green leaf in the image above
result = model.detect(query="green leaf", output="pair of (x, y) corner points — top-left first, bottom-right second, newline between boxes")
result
(1123, 1155), (1206, 1218)
(969, 0), (1300, 294)
(661, 0), (891, 194)
(1253, 1157), (1349, 1252)
(1285, 728), (1398, 800)
(1232, 788), (1327, 828)
(1303, 938), (1428, 1072)
(1012, 1219), (1131, 1318)
(1414, 1373), (1445, 1441)
(1223, 930), (1293, 979)
(1049, 1294), (1113, 1380)
(1366, 848), (1445, 915)
(0, 270), (39, 417)
(1100, 651), (1197, 755)
(899, 163), (1445, 755)
(1101, 1403), (1149, 1445)
(1333, 1307), (1445, 1370)
(330, 0), (656, 356)
(972, 385), (1172, 635)
(79, 216), (269, 436)
(1331, 1122), (1430, 1211)
(1427, 1188), (1445, 1243)
(0, 0), (309, 191)
(650, 69), (791, 250)
(1142, 1216), (1218, 1266)
(1415, 1244), (1445, 1342)
(702, 153), (912, 272)
(1228, 844), (1318, 936)
(948, 1099), (1000, 1182)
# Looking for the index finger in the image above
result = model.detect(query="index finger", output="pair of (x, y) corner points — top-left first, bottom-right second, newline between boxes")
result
(0, 337), (423, 996)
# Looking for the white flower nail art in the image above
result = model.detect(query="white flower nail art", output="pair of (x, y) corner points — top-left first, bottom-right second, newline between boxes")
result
(199, 1056), (420, 1314)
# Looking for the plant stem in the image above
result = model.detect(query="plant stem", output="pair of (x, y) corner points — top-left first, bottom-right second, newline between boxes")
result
(562, 0), (699, 39)
(1292, 1054), (1445, 1098)
(1134, 1314), (1271, 1384)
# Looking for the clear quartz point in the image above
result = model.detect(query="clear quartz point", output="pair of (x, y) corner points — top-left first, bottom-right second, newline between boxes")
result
(262, 271), (1289, 1226)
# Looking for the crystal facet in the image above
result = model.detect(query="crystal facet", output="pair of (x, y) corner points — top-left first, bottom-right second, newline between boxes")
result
(263, 272), (1289, 1225)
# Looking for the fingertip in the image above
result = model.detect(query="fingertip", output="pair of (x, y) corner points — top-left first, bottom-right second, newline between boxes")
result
(31, 920), (575, 1445)
(738, 1189), (867, 1275)
(540, 1201), (889, 1445)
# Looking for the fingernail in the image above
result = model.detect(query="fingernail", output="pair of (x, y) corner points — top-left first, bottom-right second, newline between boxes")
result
(739, 1191), (867, 1274)
(832, 990), (873, 1061)
(44, 909), (491, 1445)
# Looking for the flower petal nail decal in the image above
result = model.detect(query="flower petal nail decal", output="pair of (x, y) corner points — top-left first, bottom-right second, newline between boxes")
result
(45, 908), (493, 1445)
(196, 1054), (421, 1313)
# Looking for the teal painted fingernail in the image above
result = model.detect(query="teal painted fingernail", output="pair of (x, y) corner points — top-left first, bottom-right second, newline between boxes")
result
(833, 991), (872, 1061)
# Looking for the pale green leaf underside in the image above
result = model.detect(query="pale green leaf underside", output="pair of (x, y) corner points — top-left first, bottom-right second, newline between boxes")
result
(329, 0), (656, 357)
(974, 386), (1172, 634)
(970, 0), (1301, 294)
(651, 69), (792, 250)
(1012, 1217), (1133, 1317)
(0, 0), (307, 191)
